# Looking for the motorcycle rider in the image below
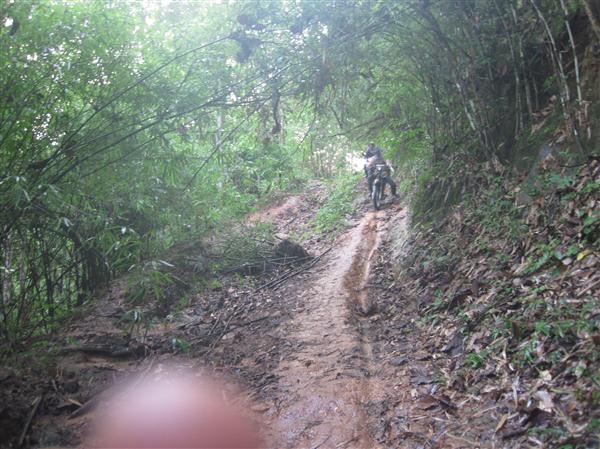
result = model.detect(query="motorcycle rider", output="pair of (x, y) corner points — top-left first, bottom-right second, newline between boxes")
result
(364, 143), (398, 198)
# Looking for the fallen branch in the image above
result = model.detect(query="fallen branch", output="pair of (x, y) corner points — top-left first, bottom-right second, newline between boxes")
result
(228, 314), (275, 331)
(253, 246), (333, 292)
(335, 436), (358, 448)
(577, 276), (600, 298)
(19, 395), (42, 447)
(252, 264), (307, 292)
(62, 344), (145, 359)
(357, 282), (397, 291)
(205, 312), (237, 355)
(282, 215), (299, 228)
(207, 312), (222, 337)
(311, 435), (331, 449)
(221, 255), (313, 275)
(191, 313), (279, 344)
(253, 263), (301, 289)
(69, 392), (102, 419)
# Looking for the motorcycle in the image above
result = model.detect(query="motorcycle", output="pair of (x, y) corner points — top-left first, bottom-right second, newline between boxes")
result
(370, 163), (390, 210)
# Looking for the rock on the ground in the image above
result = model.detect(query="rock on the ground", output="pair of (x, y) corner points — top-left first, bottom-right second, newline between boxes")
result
(275, 238), (310, 260)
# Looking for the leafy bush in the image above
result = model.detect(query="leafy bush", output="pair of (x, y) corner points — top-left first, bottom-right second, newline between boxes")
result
(125, 260), (177, 310)
(313, 172), (361, 235)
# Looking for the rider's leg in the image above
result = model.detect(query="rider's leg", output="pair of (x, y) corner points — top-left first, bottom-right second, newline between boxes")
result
(367, 174), (374, 196)
(385, 177), (398, 196)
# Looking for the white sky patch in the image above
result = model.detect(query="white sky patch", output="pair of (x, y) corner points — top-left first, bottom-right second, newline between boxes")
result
(141, 0), (171, 11)
(347, 153), (365, 172)
(4, 17), (14, 27)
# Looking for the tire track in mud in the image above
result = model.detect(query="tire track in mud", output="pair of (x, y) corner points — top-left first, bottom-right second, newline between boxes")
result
(266, 208), (396, 448)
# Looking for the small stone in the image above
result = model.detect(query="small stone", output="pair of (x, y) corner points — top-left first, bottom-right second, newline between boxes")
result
(63, 380), (79, 394)
(389, 357), (408, 366)
(515, 191), (533, 207)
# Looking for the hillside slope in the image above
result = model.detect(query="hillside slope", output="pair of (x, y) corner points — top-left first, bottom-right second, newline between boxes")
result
(373, 157), (600, 448)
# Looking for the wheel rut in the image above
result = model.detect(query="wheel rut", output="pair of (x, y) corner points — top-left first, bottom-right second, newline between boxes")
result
(266, 208), (393, 448)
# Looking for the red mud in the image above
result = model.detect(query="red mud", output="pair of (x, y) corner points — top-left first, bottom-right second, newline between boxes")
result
(264, 206), (405, 448)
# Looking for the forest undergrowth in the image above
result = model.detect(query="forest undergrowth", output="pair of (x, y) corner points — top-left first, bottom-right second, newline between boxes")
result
(378, 156), (600, 447)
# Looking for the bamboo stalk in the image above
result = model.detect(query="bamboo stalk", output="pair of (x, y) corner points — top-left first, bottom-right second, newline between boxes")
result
(529, 0), (569, 115)
(493, 0), (523, 135)
(559, 0), (583, 108)
(510, 3), (534, 120)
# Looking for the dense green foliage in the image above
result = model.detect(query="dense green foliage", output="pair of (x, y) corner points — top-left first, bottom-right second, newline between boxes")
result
(0, 1), (318, 346)
(312, 172), (362, 235)
(1, 0), (597, 348)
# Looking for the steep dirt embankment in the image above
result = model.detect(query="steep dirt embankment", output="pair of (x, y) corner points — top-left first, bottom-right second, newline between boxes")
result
(365, 158), (600, 448)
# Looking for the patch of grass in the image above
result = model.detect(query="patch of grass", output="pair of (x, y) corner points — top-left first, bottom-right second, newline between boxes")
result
(174, 293), (194, 310)
(528, 425), (566, 439)
(125, 261), (175, 305)
(170, 337), (191, 353)
(313, 172), (361, 235)
(523, 239), (560, 275)
(466, 349), (488, 368)
(119, 307), (155, 340)
(581, 180), (600, 194)
(197, 277), (223, 292)
(419, 314), (440, 326)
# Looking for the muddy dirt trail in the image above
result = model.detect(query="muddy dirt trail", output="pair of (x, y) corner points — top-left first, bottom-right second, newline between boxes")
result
(3, 187), (412, 449)
(264, 205), (405, 448)
(10, 181), (576, 449)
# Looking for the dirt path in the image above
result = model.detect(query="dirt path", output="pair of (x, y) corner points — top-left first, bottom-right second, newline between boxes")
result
(264, 205), (404, 448)
(3, 186), (414, 449)
(9, 176), (592, 449)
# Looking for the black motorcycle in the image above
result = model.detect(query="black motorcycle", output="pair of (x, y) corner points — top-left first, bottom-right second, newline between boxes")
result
(370, 163), (390, 210)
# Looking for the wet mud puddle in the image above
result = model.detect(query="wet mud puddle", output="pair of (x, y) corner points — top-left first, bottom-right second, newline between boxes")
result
(266, 210), (387, 448)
